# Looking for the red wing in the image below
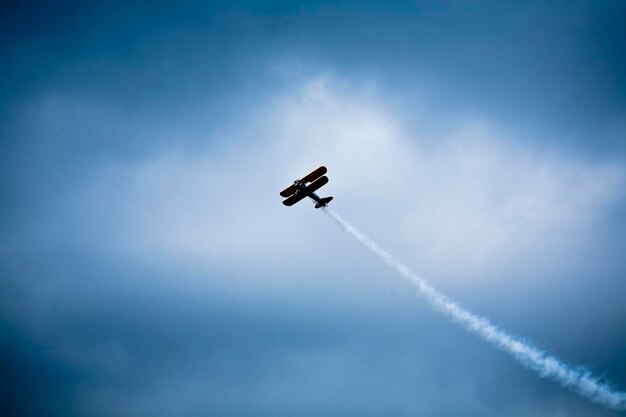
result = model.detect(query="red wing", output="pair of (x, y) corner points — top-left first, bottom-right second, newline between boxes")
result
(282, 192), (307, 206)
(279, 183), (297, 198)
(301, 166), (327, 184)
(280, 166), (326, 197)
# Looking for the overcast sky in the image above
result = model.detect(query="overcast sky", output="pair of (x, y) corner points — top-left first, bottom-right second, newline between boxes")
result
(1, 1), (626, 416)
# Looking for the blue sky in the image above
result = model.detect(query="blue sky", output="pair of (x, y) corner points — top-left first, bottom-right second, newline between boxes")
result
(1, 1), (626, 416)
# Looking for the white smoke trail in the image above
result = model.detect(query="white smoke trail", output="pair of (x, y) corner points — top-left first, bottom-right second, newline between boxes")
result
(322, 207), (626, 410)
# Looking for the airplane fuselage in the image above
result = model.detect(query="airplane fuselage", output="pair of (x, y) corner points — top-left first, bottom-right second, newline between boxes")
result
(293, 180), (321, 204)
(293, 179), (331, 208)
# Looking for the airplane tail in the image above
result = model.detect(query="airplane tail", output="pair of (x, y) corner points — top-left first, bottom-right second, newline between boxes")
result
(315, 196), (333, 209)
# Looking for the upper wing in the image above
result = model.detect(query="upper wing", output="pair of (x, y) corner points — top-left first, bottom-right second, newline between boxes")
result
(280, 166), (327, 197)
(301, 166), (327, 184)
(279, 183), (297, 198)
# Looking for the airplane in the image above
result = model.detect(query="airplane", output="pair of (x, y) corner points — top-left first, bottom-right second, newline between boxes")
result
(279, 166), (333, 208)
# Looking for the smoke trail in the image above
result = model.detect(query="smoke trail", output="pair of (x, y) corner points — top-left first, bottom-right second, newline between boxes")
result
(322, 207), (626, 410)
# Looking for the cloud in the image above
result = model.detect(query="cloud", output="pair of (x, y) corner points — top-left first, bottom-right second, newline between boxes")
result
(8, 74), (623, 417)
(3, 3), (626, 415)
(75, 74), (624, 294)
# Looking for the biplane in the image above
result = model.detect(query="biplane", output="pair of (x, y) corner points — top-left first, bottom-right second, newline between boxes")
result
(279, 166), (333, 208)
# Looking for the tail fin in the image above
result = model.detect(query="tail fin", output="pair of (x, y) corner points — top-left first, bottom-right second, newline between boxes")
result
(315, 196), (333, 209)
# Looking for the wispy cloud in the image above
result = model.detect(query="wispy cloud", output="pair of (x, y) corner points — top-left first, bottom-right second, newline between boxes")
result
(77, 76), (624, 290)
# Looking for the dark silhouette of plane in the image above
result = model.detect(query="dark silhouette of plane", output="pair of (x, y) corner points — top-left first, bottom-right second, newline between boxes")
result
(280, 166), (333, 208)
